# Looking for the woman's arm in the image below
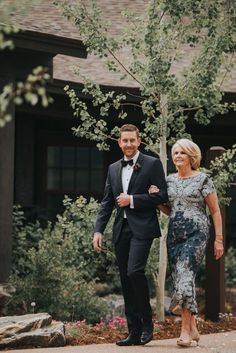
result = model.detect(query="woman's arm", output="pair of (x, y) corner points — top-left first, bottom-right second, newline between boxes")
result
(204, 192), (224, 260)
(149, 185), (171, 216)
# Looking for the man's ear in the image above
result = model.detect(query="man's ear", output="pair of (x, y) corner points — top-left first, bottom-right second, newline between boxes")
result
(118, 138), (121, 147)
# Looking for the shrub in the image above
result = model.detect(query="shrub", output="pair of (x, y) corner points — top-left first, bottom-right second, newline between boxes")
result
(194, 246), (236, 290)
(8, 197), (119, 322)
(12, 205), (44, 276)
(225, 246), (236, 288)
(56, 196), (119, 287)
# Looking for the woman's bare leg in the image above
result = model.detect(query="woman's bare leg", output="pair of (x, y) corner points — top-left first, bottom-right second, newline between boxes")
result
(190, 315), (200, 342)
(178, 308), (191, 342)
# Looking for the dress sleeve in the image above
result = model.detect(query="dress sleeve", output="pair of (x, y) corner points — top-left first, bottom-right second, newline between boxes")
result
(201, 174), (215, 197)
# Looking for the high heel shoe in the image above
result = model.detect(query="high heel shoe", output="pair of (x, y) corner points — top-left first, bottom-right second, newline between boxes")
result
(177, 338), (192, 347)
(190, 333), (200, 345)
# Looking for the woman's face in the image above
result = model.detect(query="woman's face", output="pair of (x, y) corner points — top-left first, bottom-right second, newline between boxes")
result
(172, 146), (191, 169)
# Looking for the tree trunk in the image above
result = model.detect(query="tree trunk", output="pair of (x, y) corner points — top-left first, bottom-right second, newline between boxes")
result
(155, 95), (168, 321)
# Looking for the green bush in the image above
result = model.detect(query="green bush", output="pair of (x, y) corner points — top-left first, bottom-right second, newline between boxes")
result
(8, 197), (119, 322)
(12, 205), (44, 276)
(194, 246), (236, 290)
(57, 196), (119, 287)
(225, 246), (236, 288)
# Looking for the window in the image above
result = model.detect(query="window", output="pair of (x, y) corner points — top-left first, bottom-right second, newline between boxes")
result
(45, 145), (105, 219)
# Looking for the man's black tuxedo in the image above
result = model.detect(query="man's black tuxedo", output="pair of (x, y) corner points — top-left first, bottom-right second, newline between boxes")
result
(95, 152), (168, 241)
(94, 151), (168, 336)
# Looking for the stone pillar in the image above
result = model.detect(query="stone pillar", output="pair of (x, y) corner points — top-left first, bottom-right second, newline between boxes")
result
(0, 79), (15, 283)
(205, 146), (225, 321)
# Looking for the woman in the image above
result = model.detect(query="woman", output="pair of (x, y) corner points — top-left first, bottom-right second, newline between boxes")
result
(149, 138), (224, 347)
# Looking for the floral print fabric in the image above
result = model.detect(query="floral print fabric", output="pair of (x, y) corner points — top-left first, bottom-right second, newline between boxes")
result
(166, 172), (215, 314)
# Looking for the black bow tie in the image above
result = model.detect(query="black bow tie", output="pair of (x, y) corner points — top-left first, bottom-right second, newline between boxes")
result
(121, 159), (134, 167)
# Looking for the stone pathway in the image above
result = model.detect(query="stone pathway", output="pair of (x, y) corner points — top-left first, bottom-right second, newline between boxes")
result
(3, 330), (236, 353)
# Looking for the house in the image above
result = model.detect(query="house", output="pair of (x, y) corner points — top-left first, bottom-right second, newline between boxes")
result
(0, 0), (235, 283)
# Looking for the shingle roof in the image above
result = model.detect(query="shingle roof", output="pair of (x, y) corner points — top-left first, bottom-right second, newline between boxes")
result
(4, 0), (236, 92)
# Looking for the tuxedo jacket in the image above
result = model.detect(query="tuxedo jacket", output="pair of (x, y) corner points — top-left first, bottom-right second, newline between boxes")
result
(94, 152), (168, 244)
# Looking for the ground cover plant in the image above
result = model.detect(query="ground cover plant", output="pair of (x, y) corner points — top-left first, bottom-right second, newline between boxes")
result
(65, 314), (236, 345)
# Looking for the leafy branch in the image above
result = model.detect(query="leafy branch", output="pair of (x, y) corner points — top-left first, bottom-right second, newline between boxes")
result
(0, 66), (53, 128)
(208, 144), (236, 206)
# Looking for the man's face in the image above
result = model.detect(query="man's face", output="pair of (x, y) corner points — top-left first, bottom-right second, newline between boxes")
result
(118, 131), (141, 159)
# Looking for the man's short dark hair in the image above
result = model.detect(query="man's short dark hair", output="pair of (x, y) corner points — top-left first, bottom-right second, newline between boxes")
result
(119, 124), (140, 138)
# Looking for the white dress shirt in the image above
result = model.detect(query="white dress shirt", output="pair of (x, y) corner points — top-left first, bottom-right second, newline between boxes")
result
(121, 151), (140, 216)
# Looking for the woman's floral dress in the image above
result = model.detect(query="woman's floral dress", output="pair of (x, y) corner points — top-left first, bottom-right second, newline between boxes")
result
(166, 172), (215, 314)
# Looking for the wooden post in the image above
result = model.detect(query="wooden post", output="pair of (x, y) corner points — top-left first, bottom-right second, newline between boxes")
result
(205, 147), (225, 321)
(0, 79), (15, 283)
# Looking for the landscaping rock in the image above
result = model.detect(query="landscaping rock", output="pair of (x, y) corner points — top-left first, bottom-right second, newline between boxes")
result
(0, 313), (65, 349)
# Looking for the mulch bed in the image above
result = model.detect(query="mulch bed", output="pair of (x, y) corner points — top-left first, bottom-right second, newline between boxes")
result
(65, 315), (236, 345)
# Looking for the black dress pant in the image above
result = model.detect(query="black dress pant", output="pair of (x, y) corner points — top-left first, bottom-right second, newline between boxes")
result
(114, 219), (153, 335)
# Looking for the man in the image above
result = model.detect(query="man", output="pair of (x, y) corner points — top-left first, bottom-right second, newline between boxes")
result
(93, 124), (168, 346)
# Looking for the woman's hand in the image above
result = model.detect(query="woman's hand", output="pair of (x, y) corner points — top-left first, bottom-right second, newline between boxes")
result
(214, 239), (224, 260)
(149, 185), (160, 193)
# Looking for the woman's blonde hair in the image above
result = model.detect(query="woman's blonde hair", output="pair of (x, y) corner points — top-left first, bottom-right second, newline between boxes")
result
(171, 138), (202, 170)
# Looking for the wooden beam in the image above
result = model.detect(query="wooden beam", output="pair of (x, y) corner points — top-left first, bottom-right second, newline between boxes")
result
(0, 80), (15, 283)
(205, 147), (226, 321)
(10, 30), (87, 58)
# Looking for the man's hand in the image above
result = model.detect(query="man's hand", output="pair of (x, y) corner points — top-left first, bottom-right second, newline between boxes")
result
(93, 232), (103, 252)
(117, 193), (131, 207)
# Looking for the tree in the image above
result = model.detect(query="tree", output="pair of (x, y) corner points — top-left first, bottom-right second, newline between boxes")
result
(54, 0), (236, 320)
(0, 0), (53, 127)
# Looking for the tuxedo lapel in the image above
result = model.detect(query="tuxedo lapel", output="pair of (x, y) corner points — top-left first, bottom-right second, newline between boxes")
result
(127, 153), (144, 194)
(115, 160), (123, 194)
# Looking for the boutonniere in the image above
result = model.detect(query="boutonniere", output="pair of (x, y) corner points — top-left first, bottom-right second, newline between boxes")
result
(133, 162), (142, 172)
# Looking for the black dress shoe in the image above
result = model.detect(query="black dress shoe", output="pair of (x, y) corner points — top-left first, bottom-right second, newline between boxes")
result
(116, 333), (141, 346)
(140, 330), (153, 345)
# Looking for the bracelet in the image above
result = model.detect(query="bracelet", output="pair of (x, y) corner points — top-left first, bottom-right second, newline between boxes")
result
(215, 239), (223, 243)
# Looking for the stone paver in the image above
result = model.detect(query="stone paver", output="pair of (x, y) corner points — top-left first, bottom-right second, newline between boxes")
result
(3, 331), (236, 353)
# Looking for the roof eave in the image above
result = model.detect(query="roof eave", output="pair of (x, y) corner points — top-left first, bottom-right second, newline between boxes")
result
(49, 79), (141, 102)
(11, 29), (87, 58)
